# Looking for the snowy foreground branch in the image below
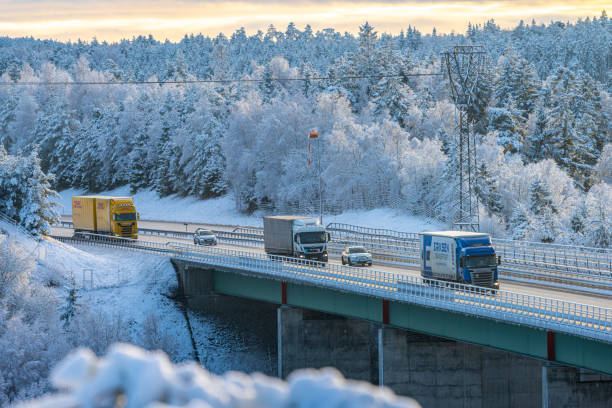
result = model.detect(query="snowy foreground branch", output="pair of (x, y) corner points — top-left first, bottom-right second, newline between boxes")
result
(18, 344), (420, 408)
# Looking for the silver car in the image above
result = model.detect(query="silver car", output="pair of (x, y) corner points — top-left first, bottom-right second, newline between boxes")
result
(193, 228), (217, 245)
(341, 246), (372, 266)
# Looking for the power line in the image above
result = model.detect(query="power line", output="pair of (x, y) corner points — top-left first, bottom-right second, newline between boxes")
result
(0, 72), (442, 86)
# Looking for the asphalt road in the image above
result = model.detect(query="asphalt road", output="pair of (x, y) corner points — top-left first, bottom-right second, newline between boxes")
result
(50, 224), (612, 310)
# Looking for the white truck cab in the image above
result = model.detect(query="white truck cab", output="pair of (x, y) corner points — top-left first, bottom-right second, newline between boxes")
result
(264, 216), (329, 262)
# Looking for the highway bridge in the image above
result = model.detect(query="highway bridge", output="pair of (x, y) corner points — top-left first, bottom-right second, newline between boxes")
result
(50, 218), (612, 407)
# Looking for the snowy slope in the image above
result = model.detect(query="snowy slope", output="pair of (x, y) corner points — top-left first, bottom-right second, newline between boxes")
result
(2, 218), (283, 379)
(58, 187), (444, 231)
(0, 219), (194, 361)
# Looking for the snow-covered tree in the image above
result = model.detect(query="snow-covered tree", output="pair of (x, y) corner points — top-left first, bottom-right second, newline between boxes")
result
(488, 99), (526, 153)
(494, 46), (540, 120)
(595, 144), (612, 184)
(0, 147), (59, 237)
(474, 163), (503, 216)
(58, 278), (79, 329)
(507, 204), (531, 240)
(585, 183), (612, 248)
(528, 178), (559, 242)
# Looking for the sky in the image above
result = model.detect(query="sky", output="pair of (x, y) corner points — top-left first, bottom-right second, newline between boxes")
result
(0, 1), (608, 42)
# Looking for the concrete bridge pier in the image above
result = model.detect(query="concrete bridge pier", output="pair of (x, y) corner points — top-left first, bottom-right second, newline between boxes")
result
(277, 305), (381, 384)
(277, 305), (612, 408)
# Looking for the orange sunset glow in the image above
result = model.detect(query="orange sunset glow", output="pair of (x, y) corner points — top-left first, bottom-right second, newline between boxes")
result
(0, 1), (608, 42)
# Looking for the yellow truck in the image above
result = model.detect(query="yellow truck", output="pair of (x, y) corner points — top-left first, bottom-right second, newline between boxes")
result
(72, 196), (139, 239)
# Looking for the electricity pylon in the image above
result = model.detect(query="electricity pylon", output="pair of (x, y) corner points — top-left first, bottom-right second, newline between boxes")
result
(442, 45), (486, 232)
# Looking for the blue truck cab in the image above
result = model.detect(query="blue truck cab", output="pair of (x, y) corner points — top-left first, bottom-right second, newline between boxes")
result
(419, 231), (500, 289)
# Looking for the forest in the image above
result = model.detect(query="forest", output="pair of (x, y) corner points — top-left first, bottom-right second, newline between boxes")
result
(0, 13), (610, 246)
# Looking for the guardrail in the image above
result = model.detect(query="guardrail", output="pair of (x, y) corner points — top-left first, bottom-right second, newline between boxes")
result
(53, 221), (612, 294)
(0, 210), (39, 240)
(495, 240), (612, 275)
(53, 233), (612, 343)
(57, 219), (611, 271)
(326, 223), (612, 273)
(327, 222), (419, 243)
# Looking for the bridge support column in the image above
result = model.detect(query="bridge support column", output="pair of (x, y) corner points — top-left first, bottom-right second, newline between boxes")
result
(171, 260), (217, 310)
(378, 326), (384, 388)
(277, 306), (380, 384)
(541, 364), (548, 408)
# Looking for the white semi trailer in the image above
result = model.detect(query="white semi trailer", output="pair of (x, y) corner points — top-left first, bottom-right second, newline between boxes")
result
(419, 231), (500, 289)
(263, 216), (329, 262)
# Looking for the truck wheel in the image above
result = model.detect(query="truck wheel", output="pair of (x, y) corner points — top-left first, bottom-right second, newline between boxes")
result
(341, 258), (345, 265)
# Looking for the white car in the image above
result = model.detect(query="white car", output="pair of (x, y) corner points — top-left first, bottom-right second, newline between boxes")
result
(341, 246), (372, 266)
(193, 228), (217, 246)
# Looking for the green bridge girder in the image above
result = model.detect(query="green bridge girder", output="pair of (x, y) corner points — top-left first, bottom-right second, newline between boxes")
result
(202, 267), (612, 375)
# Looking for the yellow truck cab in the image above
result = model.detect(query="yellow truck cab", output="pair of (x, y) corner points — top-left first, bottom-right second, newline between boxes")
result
(72, 196), (139, 239)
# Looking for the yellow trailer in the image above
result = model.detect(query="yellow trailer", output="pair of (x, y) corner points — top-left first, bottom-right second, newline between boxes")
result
(72, 196), (139, 239)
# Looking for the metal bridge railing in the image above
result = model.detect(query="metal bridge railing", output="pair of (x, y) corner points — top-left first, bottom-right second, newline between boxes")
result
(53, 221), (612, 292)
(54, 233), (612, 343)
(326, 223), (612, 274)
(494, 239), (612, 275)
(327, 223), (419, 243)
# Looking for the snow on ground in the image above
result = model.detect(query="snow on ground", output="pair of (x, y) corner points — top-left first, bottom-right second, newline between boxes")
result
(188, 305), (277, 377)
(0, 219), (194, 363)
(3, 218), (280, 377)
(59, 244), (195, 361)
(58, 187), (444, 231)
(20, 344), (420, 408)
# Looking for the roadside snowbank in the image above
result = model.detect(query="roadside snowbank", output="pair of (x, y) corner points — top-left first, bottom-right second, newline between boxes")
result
(58, 187), (443, 231)
(20, 344), (420, 408)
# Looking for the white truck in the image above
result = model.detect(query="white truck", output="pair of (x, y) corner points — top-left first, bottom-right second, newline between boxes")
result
(419, 231), (500, 289)
(263, 216), (329, 262)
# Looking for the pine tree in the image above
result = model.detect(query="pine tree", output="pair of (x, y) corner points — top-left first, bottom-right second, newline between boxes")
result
(571, 70), (607, 190)
(468, 60), (494, 134)
(544, 67), (579, 181)
(474, 163), (503, 216)
(34, 97), (79, 190)
(259, 65), (275, 103)
(129, 128), (150, 194)
(300, 62), (316, 98)
(529, 178), (558, 242)
(73, 108), (105, 192)
(488, 98), (526, 153)
(373, 75), (410, 126)
(190, 136), (228, 198)
(507, 204), (531, 240)
(153, 94), (180, 196)
(0, 92), (17, 151)
(586, 184), (612, 248)
(0, 147), (59, 237)
(97, 103), (125, 190)
(59, 278), (79, 329)
(570, 201), (588, 235)
(339, 21), (381, 110)
(529, 178), (556, 215)
(129, 93), (154, 193)
(495, 46), (540, 120)
(587, 200), (611, 248)
(524, 102), (549, 162)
